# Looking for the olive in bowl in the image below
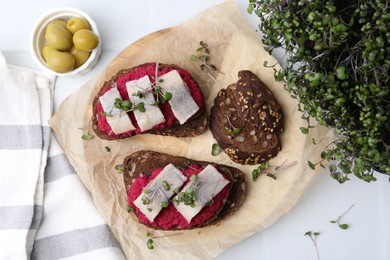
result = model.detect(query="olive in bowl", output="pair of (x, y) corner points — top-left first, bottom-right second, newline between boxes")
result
(30, 8), (101, 77)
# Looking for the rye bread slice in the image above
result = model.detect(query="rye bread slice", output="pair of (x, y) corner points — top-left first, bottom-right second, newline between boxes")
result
(210, 71), (283, 165)
(123, 150), (247, 230)
(234, 70), (283, 133)
(91, 63), (207, 140)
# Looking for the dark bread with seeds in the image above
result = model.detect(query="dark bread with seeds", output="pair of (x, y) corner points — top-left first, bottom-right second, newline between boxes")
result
(123, 150), (247, 230)
(234, 71), (283, 133)
(91, 63), (208, 140)
(210, 71), (283, 165)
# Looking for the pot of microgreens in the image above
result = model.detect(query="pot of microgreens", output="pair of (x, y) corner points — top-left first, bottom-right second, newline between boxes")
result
(248, 0), (389, 183)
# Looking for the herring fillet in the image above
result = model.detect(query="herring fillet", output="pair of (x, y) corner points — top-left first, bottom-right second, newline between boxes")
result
(173, 165), (230, 223)
(133, 164), (187, 222)
(158, 70), (199, 125)
(99, 87), (136, 134)
(126, 76), (166, 132)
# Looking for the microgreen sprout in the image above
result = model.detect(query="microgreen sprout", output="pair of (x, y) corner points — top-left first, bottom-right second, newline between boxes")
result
(81, 119), (94, 140)
(145, 231), (183, 250)
(190, 174), (198, 182)
(141, 195), (150, 205)
(132, 91), (145, 98)
(211, 143), (222, 156)
(252, 160), (298, 181)
(110, 66), (173, 113)
(162, 181), (170, 191)
(177, 188), (197, 208)
(146, 238), (154, 250)
(114, 164), (124, 173)
(181, 161), (191, 169)
(160, 201), (169, 208)
(152, 86), (172, 105)
(179, 162), (204, 173)
(190, 41), (219, 81)
(125, 204), (134, 213)
(330, 204), (355, 230)
(81, 133), (94, 140)
(114, 98), (131, 111)
(304, 231), (321, 260)
(224, 116), (241, 135)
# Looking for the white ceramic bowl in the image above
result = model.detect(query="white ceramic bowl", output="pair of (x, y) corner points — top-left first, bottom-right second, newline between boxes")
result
(30, 7), (102, 77)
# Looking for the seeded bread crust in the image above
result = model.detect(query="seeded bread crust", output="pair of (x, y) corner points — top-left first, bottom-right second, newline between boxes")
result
(235, 70), (283, 133)
(91, 63), (207, 140)
(123, 150), (247, 230)
(210, 71), (283, 165)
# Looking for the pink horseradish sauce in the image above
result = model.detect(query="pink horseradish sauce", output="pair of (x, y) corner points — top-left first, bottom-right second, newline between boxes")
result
(128, 164), (231, 230)
(95, 63), (204, 138)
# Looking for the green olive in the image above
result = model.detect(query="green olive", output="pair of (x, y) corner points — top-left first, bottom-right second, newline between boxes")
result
(45, 24), (73, 51)
(46, 49), (75, 73)
(70, 45), (91, 68)
(73, 29), (99, 51)
(41, 45), (56, 61)
(47, 19), (67, 29)
(66, 17), (91, 34)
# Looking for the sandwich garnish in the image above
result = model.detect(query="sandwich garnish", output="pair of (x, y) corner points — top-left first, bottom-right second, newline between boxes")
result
(211, 143), (222, 156)
(133, 164), (188, 221)
(252, 159), (298, 181)
(190, 41), (219, 81)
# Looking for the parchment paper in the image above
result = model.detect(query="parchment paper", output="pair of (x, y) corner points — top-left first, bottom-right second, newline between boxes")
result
(49, 1), (333, 259)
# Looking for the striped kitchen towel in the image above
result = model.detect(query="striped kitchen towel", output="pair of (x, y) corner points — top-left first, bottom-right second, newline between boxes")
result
(32, 136), (125, 260)
(0, 51), (53, 259)
(0, 51), (125, 259)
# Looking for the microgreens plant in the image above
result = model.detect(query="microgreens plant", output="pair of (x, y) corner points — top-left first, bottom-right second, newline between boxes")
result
(249, 0), (390, 182)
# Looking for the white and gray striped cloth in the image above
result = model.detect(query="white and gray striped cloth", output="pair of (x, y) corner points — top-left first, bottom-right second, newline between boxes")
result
(0, 51), (125, 259)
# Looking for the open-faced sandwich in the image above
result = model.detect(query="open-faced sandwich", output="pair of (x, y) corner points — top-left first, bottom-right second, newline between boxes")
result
(92, 62), (207, 140)
(210, 70), (284, 165)
(123, 151), (247, 230)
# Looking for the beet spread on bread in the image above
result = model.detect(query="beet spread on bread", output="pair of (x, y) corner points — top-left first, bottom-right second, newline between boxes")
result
(123, 151), (247, 230)
(210, 70), (283, 165)
(92, 63), (207, 140)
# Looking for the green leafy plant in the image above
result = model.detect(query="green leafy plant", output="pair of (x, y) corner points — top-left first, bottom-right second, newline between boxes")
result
(249, 0), (390, 182)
